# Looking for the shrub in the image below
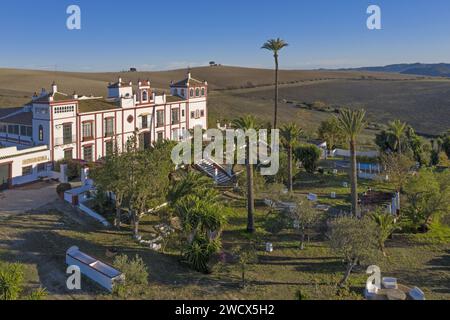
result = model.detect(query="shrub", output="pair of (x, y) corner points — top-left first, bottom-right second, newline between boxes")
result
(294, 144), (321, 173)
(27, 288), (48, 300)
(54, 160), (83, 180)
(56, 183), (72, 196)
(0, 263), (47, 300)
(183, 236), (221, 274)
(0, 263), (24, 300)
(295, 289), (309, 300)
(113, 255), (148, 298)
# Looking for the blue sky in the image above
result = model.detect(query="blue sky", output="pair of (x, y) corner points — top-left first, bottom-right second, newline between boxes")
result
(0, 0), (449, 71)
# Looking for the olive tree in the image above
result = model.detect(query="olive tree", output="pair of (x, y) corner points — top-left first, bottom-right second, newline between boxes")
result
(328, 216), (378, 287)
(289, 199), (322, 250)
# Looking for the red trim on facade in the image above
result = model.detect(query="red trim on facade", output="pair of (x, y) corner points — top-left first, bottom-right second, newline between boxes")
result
(121, 109), (124, 151)
(50, 107), (54, 162)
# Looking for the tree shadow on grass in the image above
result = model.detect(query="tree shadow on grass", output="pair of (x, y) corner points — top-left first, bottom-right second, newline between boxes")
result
(427, 249), (450, 272)
(0, 210), (242, 297)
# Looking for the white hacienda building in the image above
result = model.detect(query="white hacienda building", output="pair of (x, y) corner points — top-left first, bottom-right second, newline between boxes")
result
(0, 73), (208, 189)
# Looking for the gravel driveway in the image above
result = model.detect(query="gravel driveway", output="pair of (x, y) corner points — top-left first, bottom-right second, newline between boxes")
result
(0, 181), (59, 214)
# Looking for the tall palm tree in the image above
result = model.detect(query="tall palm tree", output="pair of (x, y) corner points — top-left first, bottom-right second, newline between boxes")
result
(336, 109), (366, 217)
(232, 115), (258, 233)
(280, 123), (303, 192)
(262, 38), (289, 129)
(388, 120), (407, 154)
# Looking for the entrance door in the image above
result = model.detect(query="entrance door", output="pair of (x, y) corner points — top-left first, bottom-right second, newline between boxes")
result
(143, 132), (151, 149)
(0, 163), (11, 190)
(140, 132), (151, 150)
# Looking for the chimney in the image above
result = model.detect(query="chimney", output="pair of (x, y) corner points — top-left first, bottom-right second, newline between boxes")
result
(51, 81), (58, 93)
(73, 91), (78, 99)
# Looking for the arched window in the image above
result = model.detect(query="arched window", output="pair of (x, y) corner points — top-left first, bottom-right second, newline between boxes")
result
(190, 89), (194, 97)
(201, 88), (205, 96)
(142, 90), (148, 101)
(38, 125), (44, 141)
(196, 88), (200, 97)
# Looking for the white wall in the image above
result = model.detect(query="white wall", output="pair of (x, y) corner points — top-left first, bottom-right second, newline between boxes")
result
(0, 145), (51, 186)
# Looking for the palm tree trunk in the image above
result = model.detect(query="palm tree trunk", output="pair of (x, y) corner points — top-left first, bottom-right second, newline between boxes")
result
(288, 145), (293, 192)
(246, 144), (255, 233)
(273, 55), (279, 130)
(350, 139), (358, 217)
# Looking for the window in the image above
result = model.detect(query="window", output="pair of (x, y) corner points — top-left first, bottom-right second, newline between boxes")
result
(54, 105), (75, 114)
(22, 166), (33, 176)
(172, 129), (179, 141)
(173, 89), (178, 96)
(63, 123), (73, 144)
(105, 141), (113, 157)
(64, 149), (73, 160)
(196, 88), (200, 97)
(104, 118), (114, 137)
(190, 89), (194, 97)
(17, 126), (32, 137)
(83, 146), (93, 162)
(171, 109), (179, 125)
(8, 125), (19, 135)
(200, 110), (205, 117)
(156, 110), (164, 127)
(157, 131), (164, 142)
(38, 125), (44, 141)
(191, 111), (195, 119)
(201, 88), (205, 96)
(82, 122), (93, 141)
(181, 89), (185, 97)
(0, 123), (6, 133)
(142, 91), (148, 101)
(181, 109), (185, 117)
(141, 115), (148, 129)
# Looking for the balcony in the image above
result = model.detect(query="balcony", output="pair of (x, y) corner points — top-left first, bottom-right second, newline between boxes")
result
(55, 135), (76, 146)
(104, 131), (115, 138)
(82, 136), (94, 142)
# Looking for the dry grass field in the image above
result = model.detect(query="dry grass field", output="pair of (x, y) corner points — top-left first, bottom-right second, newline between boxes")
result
(1, 66), (449, 135)
(228, 79), (450, 135)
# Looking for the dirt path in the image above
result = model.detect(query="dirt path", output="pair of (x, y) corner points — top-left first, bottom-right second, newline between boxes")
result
(0, 181), (59, 215)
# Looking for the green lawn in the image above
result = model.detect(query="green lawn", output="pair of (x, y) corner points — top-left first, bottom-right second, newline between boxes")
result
(0, 185), (448, 300)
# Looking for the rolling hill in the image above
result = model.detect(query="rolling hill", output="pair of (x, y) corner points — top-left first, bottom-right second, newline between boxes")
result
(1, 65), (449, 136)
(0, 65), (416, 107)
(339, 63), (450, 78)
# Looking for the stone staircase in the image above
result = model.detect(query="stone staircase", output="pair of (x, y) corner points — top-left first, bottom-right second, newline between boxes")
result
(195, 158), (233, 185)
